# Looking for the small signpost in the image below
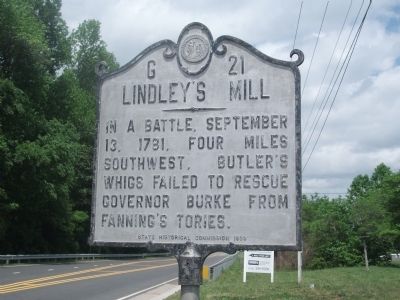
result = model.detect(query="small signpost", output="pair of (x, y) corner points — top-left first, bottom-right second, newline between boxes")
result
(243, 250), (274, 283)
(90, 22), (303, 300)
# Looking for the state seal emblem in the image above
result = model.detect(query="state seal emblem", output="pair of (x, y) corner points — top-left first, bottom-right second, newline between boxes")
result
(181, 35), (209, 63)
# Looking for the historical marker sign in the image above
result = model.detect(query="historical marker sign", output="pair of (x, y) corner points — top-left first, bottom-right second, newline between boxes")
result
(90, 23), (303, 250)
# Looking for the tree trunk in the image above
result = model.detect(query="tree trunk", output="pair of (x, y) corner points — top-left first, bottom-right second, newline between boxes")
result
(363, 240), (369, 271)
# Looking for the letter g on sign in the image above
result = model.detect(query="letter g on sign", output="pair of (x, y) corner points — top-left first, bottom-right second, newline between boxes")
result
(147, 60), (156, 79)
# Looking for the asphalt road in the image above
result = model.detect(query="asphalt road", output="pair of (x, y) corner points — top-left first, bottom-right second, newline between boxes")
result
(0, 254), (226, 300)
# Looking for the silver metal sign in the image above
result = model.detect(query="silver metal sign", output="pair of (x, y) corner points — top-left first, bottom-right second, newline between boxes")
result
(90, 22), (303, 251)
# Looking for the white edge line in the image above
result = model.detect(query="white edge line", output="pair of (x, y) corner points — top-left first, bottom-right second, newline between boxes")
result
(114, 277), (178, 300)
(1, 264), (35, 268)
(114, 254), (229, 300)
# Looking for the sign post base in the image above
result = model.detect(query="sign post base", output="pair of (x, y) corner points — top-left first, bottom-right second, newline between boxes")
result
(181, 285), (200, 300)
(177, 243), (203, 300)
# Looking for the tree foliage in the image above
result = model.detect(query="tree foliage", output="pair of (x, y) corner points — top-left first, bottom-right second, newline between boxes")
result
(304, 164), (400, 269)
(30, 0), (71, 74)
(0, 0), (117, 253)
(302, 195), (361, 269)
(350, 164), (399, 264)
(69, 19), (118, 93)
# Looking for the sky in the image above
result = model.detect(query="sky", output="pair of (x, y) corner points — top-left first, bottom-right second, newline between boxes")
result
(61, 0), (400, 196)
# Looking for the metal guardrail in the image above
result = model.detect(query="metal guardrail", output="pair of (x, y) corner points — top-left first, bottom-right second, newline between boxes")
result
(0, 252), (170, 264)
(209, 252), (238, 280)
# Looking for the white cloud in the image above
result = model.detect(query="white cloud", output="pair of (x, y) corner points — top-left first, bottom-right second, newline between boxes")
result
(303, 64), (400, 193)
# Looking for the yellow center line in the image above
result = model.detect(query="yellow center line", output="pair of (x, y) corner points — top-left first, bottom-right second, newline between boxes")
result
(0, 258), (175, 291)
(0, 262), (177, 294)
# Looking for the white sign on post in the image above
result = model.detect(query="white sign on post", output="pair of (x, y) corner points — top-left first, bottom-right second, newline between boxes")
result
(90, 22), (303, 251)
(243, 250), (274, 283)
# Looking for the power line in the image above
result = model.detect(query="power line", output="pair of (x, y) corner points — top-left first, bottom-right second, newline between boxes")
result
(292, 1), (303, 50)
(303, 0), (372, 172)
(303, 0), (365, 157)
(303, 0), (365, 158)
(302, 1), (329, 95)
(302, 0), (353, 134)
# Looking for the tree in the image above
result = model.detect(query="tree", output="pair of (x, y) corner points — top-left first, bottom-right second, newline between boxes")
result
(370, 163), (392, 188)
(30, 0), (71, 74)
(349, 163), (398, 269)
(302, 195), (360, 269)
(350, 190), (391, 270)
(0, 0), (51, 110)
(47, 70), (95, 142)
(65, 19), (119, 250)
(380, 172), (400, 250)
(69, 19), (118, 93)
(347, 174), (371, 203)
(8, 120), (83, 252)
(302, 164), (399, 269)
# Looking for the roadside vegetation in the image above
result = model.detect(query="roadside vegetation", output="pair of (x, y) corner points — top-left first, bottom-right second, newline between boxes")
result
(167, 255), (400, 299)
(302, 163), (399, 269)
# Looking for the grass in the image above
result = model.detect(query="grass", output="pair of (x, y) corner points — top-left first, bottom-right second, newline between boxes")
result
(166, 255), (400, 299)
